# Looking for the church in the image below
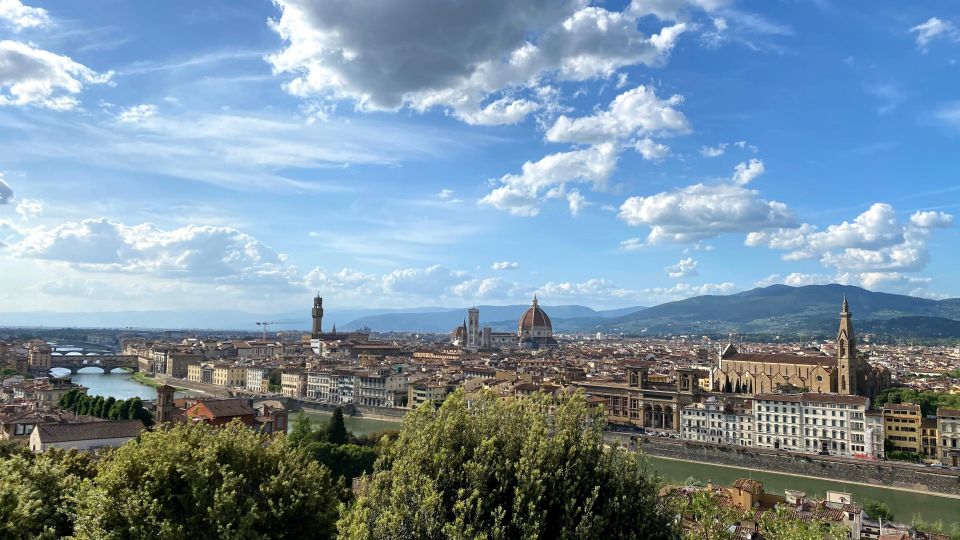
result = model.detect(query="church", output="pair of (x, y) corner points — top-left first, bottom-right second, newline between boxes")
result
(451, 296), (558, 351)
(711, 297), (891, 402)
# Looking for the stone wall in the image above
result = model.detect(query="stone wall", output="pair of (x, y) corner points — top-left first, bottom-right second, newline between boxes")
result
(633, 436), (960, 496)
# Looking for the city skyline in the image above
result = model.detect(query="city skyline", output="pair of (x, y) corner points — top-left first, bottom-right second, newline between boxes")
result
(0, 0), (958, 313)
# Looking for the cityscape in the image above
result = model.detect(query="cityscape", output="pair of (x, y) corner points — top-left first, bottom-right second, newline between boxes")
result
(2, 1), (960, 539)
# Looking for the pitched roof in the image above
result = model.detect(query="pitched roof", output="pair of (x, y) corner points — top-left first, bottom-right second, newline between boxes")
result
(35, 420), (143, 443)
(192, 398), (254, 418)
(723, 352), (836, 367)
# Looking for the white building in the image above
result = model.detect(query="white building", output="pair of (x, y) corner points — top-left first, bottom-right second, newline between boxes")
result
(246, 366), (269, 393)
(754, 393), (869, 457)
(680, 397), (754, 446)
(30, 420), (144, 453)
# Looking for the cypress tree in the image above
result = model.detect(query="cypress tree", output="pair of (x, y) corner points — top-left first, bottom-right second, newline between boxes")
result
(327, 407), (348, 445)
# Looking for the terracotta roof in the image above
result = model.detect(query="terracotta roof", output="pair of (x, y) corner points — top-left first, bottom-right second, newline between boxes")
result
(937, 407), (960, 417)
(193, 399), (254, 418)
(518, 298), (552, 333)
(723, 352), (836, 367)
(35, 420), (143, 443)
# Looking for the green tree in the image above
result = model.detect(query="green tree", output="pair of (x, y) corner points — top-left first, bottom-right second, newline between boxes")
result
(107, 401), (121, 420)
(327, 407), (348, 445)
(0, 451), (95, 539)
(103, 397), (116, 419)
(338, 389), (675, 540)
(72, 420), (339, 540)
(668, 489), (746, 540)
(757, 505), (848, 540)
(92, 396), (106, 417)
(863, 500), (894, 522)
(289, 412), (314, 447)
(117, 399), (131, 420)
(307, 442), (377, 482)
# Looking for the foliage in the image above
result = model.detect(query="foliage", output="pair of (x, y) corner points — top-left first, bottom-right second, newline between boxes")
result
(757, 505), (848, 540)
(863, 499), (894, 521)
(682, 476), (704, 488)
(328, 407), (348, 445)
(912, 516), (960, 540)
(0, 450), (95, 539)
(877, 387), (960, 417)
(71, 420), (339, 540)
(886, 450), (922, 463)
(338, 389), (676, 540)
(59, 390), (153, 426)
(288, 411), (315, 447)
(668, 489), (747, 540)
(306, 442), (378, 482)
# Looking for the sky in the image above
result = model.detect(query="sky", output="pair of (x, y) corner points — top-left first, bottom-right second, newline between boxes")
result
(0, 0), (958, 313)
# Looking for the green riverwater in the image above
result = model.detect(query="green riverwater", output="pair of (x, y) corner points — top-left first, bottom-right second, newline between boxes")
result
(646, 455), (960, 526)
(295, 409), (403, 436)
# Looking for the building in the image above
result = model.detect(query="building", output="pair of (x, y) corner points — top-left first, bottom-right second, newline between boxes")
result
(246, 366), (270, 393)
(881, 402), (921, 455)
(27, 341), (52, 373)
(751, 393), (869, 457)
(211, 364), (246, 388)
(280, 369), (307, 398)
(12, 377), (86, 407)
(937, 407), (960, 467)
(865, 410), (885, 460)
(29, 420), (143, 453)
(408, 381), (451, 409)
(574, 365), (702, 431)
(185, 399), (255, 426)
(680, 397), (754, 446)
(712, 298), (890, 400)
(921, 416), (939, 460)
(450, 296), (556, 350)
(155, 384), (176, 424)
(186, 363), (214, 385)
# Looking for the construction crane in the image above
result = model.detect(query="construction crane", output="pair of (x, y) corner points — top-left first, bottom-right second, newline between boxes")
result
(255, 321), (279, 341)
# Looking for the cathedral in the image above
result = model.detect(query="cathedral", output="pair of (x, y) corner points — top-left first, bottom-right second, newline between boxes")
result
(711, 297), (891, 402)
(451, 296), (558, 351)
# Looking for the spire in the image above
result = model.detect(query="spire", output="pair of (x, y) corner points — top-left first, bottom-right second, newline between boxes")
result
(842, 294), (849, 313)
(532, 294), (538, 307)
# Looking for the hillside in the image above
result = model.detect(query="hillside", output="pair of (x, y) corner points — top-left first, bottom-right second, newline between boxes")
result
(597, 284), (960, 336)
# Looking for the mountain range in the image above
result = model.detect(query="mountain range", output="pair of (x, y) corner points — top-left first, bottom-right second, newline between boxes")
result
(1, 284), (958, 338)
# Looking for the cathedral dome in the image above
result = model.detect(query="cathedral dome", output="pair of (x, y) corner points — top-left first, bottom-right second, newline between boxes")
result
(518, 296), (552, 336)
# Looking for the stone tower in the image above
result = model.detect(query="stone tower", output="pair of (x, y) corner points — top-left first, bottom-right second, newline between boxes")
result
(311, 294), (324, 339)
(837, 295), (858, 395)
(155, 384), (175, 424)
(466, 307), (480, 350)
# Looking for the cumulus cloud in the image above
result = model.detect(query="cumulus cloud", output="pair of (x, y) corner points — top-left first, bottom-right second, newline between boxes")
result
(479, 143), (617, 216)
(731, 158), (764, 185)
(746, 203), (954, 278)
(116, 103), (158, 123)
(567, 189), (587, 217)
(619, 237), (644, 251)
(753, 272), (832, 288)
(14, 198), (41, 219)
(0, 173), (12, 204)
(452, 277), (517, 299)
(0, 0), (49, 30)
(491, 261), (519, 271)
(10, 218), (299, 289)
(537, 278), (637, 302)
(910, 17), (959, 52)
(382, 265), (468, 296)
(545, 85), (689, 144)
(699, 143), (726, 157)
(0, 40), (112, 110)
(665, 257), (698, 278)
(635, 137), (670, 161)
(267, 0), (688, 125)
(619, 182), (793, 243)
(642, 281), (738, 302)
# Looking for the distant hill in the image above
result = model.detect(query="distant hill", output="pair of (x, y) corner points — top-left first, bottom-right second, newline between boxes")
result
(596, 284), (960, 336)
(341, 305), (646, 333)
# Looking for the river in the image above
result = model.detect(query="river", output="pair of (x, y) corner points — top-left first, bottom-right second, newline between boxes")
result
(52, 367), (159, 401)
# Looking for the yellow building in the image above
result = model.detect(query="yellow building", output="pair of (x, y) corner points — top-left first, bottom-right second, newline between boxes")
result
(27, 341), (52, 373)
(882, 403), (921, 454)
(212, 364), (246, 388)
(186, 363), (203, 383)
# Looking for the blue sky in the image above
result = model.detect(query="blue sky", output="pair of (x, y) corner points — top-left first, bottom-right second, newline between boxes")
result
(0, 0), (957, 312)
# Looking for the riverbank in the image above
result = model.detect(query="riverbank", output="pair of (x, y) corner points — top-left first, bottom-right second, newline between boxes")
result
(132, 372), (190, 392)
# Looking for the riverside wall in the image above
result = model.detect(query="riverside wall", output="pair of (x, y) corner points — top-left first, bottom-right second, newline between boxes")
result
(634, 436), (960, 497)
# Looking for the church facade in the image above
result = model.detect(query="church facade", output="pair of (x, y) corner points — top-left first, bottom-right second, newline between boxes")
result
(711, 297), (890, 402)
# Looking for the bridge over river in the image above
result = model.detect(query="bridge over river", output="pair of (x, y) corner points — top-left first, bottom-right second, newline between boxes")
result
(49, 353), (139, 374)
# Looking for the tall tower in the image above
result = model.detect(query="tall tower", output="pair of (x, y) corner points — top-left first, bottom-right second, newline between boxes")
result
(311, 294), (324, 339)
(837, 295), (858, 395)
(155, 384), (175, 424)
(466, 307), (480, 350)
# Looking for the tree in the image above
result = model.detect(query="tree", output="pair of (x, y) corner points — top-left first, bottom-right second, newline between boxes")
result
(0, 451), (95, 539)
(723, 380), (733, 393)
(757, 505), (848, 540)
(92, 396), (105, 418)
(668, 489), (746, 540)
(103, 397), (116, 419)
(327, 407), (348, 445)
(338, 389), (676, 539)
(117, 399), (131, 420)
(734, 380), (742, 394)
(72, 420), (339, 540)
(107, 401), (121, 420)
(307, 442), (378, 482)
(288, 412), (314, 447)
(863, 500), (894, 522)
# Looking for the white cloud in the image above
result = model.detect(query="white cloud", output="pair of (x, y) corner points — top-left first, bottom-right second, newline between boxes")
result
(537, 278), (637, 302)
(642, 281), (738, 302)
(451, 277), (516, 299)
(545, 85), (690, 144)
(567, 189), (587, 217)
(747, 203), (954, 277)
(935, 102), (960, 129)
(479, 143), (617, 216)
(619, 237), (644, 251)
(116, 104), (158, 123)
(753, 272), (832, 288)
(0, 173), (12, 204)
(10, 218), (299, 289)
(0, 0), (49, 30)
(0, 40), (112, 110)
(733, 140), (757, 152)
(267, 0), (688, 125)
(910, 17), (959, 52)
(699, 143), (727, 157)
(619, 182), (793, 243)
(382, 265), (468, 296)
(635, 137), (670, 161)
(14, 197), (41, 219)
(491, 261), (519, 271)
(665, 257), (698, 278)
(731, 158), (764, 185)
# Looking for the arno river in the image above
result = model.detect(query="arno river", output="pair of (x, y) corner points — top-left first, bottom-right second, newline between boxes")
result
(61, 372), (959, 525)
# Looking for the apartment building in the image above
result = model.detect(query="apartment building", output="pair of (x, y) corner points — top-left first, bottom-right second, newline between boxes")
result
(938, 407), (960, 467)
(280, 369), (306, 398)
(246, 366), (270, 393)
(752, 393), (869, 457)
(212, 364), (246, 389)
(680, 397), (754, 446)
(754, 394), (803, 451)
(882, 403), (921, 454)
(921, 417), (939, 460)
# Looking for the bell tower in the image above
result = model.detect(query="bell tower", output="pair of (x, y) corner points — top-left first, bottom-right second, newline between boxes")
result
(311, 294), (324, 339)
(837, 295), (858, 395)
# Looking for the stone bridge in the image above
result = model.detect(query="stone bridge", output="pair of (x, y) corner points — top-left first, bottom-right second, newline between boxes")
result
(50, 354), (139, 374)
